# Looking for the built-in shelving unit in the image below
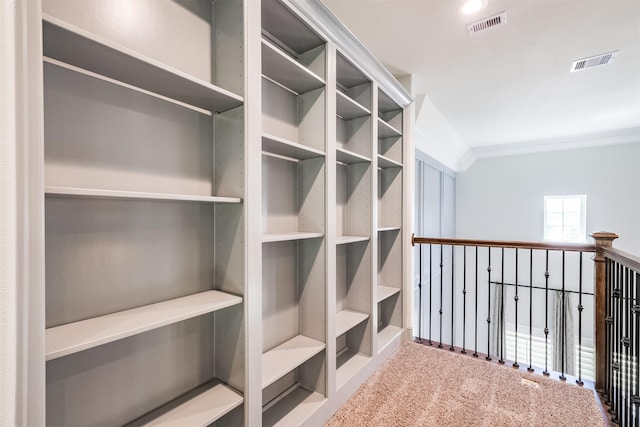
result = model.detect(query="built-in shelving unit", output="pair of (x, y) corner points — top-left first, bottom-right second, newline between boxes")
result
(261, 1), (328, 424)
(42, 1), (246, 425)
(26, 0), (412, 425)
(376, 87), (404, 354)
(334, 51), (375, 391)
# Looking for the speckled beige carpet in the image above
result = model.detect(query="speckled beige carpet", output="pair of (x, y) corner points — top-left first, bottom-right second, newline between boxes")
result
(326, 342), (606, 427)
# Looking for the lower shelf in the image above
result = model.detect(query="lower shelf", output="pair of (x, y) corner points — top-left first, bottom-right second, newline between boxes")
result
(262, 335), (325, 389)
(140, 380), (243, 427)
(262, 386), (326, 427)
(336, 350), (369, 390)
(377, 325), (403, 352)
(377, 285), (400, 303)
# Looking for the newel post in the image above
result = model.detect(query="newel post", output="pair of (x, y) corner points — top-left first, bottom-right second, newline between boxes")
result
(591, 231), (618, 391)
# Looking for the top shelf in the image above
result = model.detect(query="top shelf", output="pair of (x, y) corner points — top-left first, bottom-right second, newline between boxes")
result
(337, 91), (370, 120)
(378, 89), (402, 114)
(262, 39), (325, 94)
(42, 16), (243, 113)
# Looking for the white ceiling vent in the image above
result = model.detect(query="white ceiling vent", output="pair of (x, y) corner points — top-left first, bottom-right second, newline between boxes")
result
(466, 11), (507, 35)
(570, 51), (618, 72)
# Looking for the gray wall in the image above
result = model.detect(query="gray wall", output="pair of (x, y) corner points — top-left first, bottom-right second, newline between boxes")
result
(456, 142), (640, 254)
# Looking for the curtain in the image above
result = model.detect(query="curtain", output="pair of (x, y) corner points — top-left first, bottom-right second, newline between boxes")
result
(553, 290), (575, 376)
(491, 283), (506, 359)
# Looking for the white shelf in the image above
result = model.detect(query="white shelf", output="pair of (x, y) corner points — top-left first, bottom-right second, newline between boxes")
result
(262, 232), (324, 243)
(43, 16), (243, 113)
(377, 117), (402, 139)
(378, 154), (403, 169)
(336, 350), (369, 390)
(262, 133), (325, 160)
(143, 380), (243, 427)
(377, 325), (403, 352)
(336, 235), (370, 245)
(336, 148), (371, 164)
(45, 186), (242, 204)
(377, 226), (401, 232)
(335, 310), (369, 337)
(262, 38), (325, 94)
(377, 285), (400, 303)
(336, 91), (370, 120)
(262, 335), (325, 389)
(262, 386), (326, 427)
(46, 290), (242, 361)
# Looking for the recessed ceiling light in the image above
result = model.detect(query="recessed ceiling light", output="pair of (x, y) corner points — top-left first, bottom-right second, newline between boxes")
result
(460, 0), (487, 15)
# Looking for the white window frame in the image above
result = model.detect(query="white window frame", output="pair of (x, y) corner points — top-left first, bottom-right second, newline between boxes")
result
(543, 195), (587, 243)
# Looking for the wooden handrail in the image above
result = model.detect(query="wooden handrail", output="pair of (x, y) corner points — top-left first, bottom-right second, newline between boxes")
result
(411, 234), (596, 252)
(602, 246), (640, 273)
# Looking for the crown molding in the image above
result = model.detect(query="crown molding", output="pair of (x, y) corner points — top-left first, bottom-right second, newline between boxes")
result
(472, 127), (640, 159)
(288, 0), (414, 108)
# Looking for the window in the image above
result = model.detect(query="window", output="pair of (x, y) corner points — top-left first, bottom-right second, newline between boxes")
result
(544, 195), (587, 242)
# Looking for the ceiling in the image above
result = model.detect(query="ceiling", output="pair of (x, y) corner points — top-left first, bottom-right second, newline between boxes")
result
(322, 0), (640, 162)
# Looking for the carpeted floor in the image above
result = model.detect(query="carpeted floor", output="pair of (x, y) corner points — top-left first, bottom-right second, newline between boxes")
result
(326, 342), (606, 427)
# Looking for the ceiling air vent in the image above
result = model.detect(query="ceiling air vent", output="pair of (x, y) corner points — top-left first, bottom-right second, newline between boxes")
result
(570, 51), (618, 72)
(466, 11), (507, 35)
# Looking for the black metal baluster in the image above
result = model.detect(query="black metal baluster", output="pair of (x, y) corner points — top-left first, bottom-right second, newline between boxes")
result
(439, 244), (444, 349)
(613, 261), (621, 424)
(429, 244), (433, 345)
(632, 272), (640, 427)
(499, 247), (505, 364)
(543, 250), (550, 376)
(576, 252), (584, 386)
(487, 247), (492, 361)
(418, 244), (423, 343)
(462, 246), (467, 354)
(474, 246), (479, 358)
(513, 249), (519, 369)
(528, 249), (534, 373)
(560, 251), (566, 381)
(605, 258), (612, 408)
(450, 245), (455, 351)
(625, 266), (632, 426)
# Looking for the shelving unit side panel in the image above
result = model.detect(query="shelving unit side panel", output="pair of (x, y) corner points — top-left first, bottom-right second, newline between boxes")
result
(44, 62), (216, 196)
(261, 241), (299, 352)
(262, 155), (300, 234)
(335, 245), (348, 314)
(45, 198), (215, 327)
(298, 87), (326, 152)
(346, 82), (372, 111)
(378, 293), (402, 333)
(46, 316), (216, 427)
(378, 167), (403, 229)
(379, 135), (403, 165)
(378, 229), (402, 289)
(345, 321), (370, 358)
(42, 0), (216, 84)
(215, 305), (245, 392)
(297, 238), (327, 344)
(299, 44), (327, 81)
(345, 162), (372, 237)
(298, 157), (326, 234)
(336, 116), (372, 158)
(213, 0), (245, 96)
(336, 164), (346, 237)
(346, 242), (373, 316)
(262, 78), (299, 143)
(214, 106), (245, 199)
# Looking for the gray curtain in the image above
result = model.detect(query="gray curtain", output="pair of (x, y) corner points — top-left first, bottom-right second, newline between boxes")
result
(553, 290), (575, 376)
(491, 283), (506, 359)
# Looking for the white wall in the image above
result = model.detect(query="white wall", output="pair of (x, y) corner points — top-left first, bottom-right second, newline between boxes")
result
(456, 142), (640, 254)
(0, 1), (17, 425)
